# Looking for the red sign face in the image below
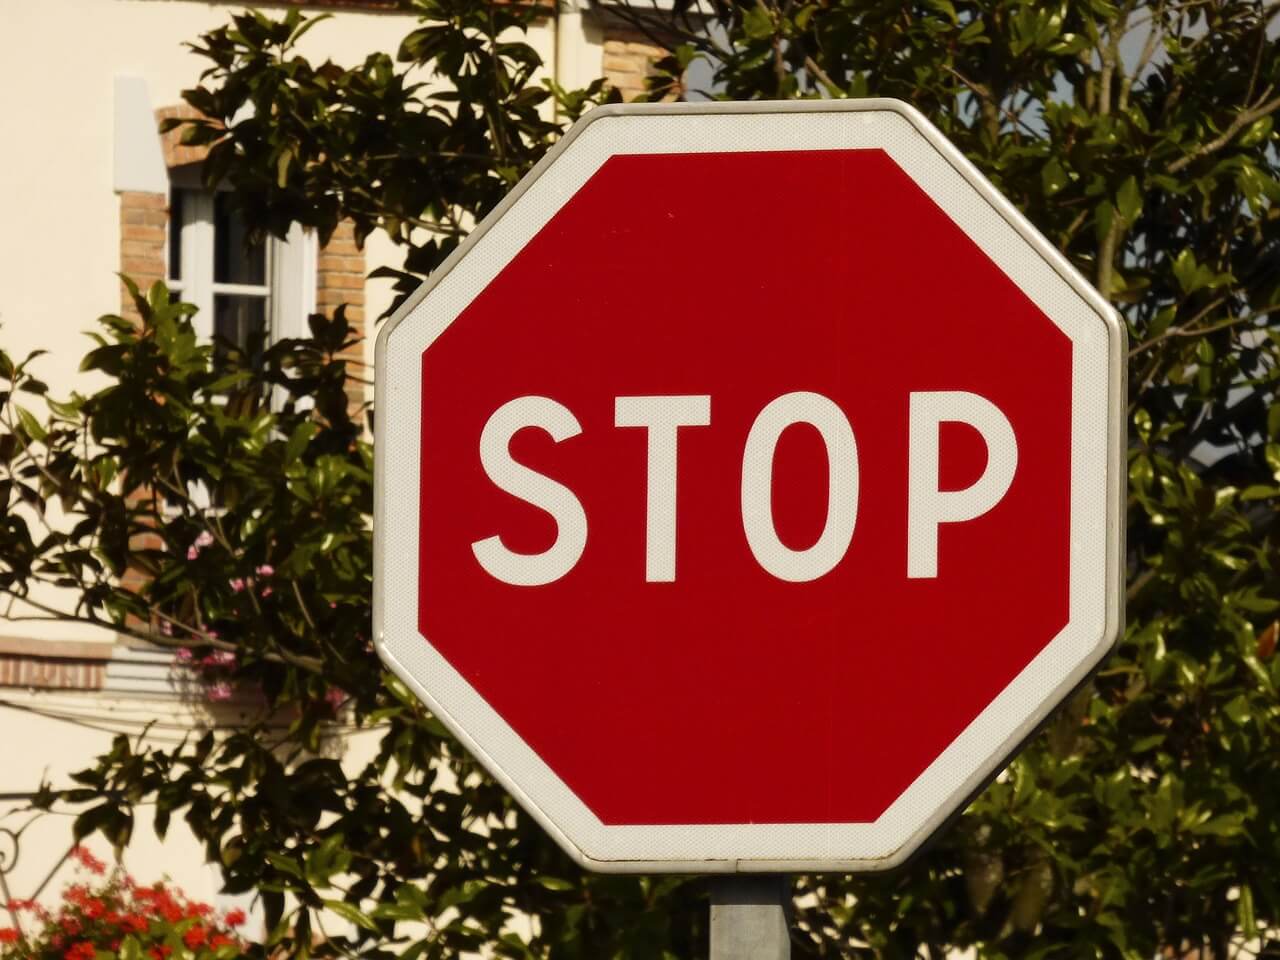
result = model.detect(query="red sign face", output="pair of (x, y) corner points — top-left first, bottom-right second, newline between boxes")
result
(376, 101), (1123, 873)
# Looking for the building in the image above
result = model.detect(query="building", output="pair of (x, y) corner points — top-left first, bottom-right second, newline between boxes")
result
(0, 0), (669, 936)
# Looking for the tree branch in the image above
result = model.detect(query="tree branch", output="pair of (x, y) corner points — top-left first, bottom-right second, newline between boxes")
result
(1168, 91), (1280, 173)
(1128, 300), (1276, 357)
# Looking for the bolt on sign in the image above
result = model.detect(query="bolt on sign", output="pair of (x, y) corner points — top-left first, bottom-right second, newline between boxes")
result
(374, 100), (1126, 873)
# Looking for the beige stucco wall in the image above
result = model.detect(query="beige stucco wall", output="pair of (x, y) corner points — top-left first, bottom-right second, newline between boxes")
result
(0, 692), (236, 918)
(0, 0), (439, 386)
(0, 0), (593, 643)
(0, 0), (434, 643)
(0, 0), (603, 936)
(0, 689), (388, 935)
(0, 0), (586, 388)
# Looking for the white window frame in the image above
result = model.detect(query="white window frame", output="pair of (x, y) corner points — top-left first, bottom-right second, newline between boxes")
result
(164, 171), (319, 510)
(166, 170), (316, 344)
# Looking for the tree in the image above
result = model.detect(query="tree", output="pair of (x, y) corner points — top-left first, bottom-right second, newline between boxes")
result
(1, 0), (1279, 957)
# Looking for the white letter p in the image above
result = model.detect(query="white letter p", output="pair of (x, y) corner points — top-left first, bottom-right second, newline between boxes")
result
(907, 391), (1018, 579)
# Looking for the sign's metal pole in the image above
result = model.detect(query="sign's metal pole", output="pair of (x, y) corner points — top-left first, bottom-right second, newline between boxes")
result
(710, 875), (791, 960)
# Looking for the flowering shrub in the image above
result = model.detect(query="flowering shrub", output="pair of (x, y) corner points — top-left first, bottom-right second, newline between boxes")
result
(0, 848), (249, 960)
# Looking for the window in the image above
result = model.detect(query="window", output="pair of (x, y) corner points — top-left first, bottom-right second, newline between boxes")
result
(164, 175), (320, 511)
(166, 174), (316, 354)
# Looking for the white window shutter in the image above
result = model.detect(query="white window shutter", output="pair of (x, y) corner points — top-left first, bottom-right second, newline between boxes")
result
(271, 222), (318, 340)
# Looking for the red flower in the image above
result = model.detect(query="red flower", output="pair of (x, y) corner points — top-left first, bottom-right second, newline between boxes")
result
(70, 847), (107, 876)
(60, 918), (81, 936)
(224, 908), (246, 927)
(0, 928), (20, 944)
(82, 898), (105, 920)
(183, 925), (207, 948)
(209, 934), (234, 949)
(64, 942), (96, 960)
(64, 886), (90, 908)
(122, 913), (149, 934)
(146, 947), (171, 960)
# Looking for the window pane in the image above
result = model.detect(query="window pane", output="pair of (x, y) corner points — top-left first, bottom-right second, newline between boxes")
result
(213, 294), (268, 359)
(213, 193), (266, 285)
(168, 187), (184, 283)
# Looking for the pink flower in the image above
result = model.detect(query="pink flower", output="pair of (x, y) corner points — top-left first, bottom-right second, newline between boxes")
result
(206, 683), (233, 702)
(201, 651), (236, 669)
(255, 564), (274, 577)
(187, 531), (213, 559)
(229, 577), (245, 593)
(175, 648), (193, 663)
(259, 586), (273, 598)
(325, 687), (346, 710)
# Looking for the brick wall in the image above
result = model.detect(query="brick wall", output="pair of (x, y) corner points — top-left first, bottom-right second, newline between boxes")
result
(316, 220), (368, 410)
(119, 192), (168, 321)
(0, 656), (107, 691)
(124, 106), (368, 391)
(316, 221), (366, 337)
(118, 104), (214, 320)
(156, 103), (214, 170)
(601, 25), (676, 102)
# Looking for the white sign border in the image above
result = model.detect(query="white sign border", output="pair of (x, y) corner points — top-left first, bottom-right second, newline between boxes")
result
(374, 99), (1126, 873)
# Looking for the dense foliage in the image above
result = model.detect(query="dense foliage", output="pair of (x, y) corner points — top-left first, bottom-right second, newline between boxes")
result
(2, 0), (1279, 957)
(0, 847), (249, 960)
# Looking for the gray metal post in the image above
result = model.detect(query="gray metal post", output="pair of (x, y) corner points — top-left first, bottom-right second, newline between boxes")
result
(710, 875), (791, 960)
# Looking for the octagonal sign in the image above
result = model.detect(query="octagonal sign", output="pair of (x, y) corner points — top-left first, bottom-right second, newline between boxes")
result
(374, 100), (1125, 873)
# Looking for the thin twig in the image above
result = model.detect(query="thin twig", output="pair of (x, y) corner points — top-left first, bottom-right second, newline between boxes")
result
(1168, 91), (1280, 173)
(944, 66), (1041, 138)
(1129, 301), (1275, 357)
(803, 56), (845, 98)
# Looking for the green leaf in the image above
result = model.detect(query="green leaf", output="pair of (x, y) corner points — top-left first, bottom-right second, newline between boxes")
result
(1239, 883), (1258, 937)
(265, 852), (304, 880)
(1042, 157), (1069, 196)
(1116, 175), (1142, 224)
(323, 899), (380, 933)
(276, 148), (293, 188)
(15, 405), (46, 442)
(1189, 815), (1245, 838)
(536, 876), (575, 891)
(285, 420), (319, 465)
(742, 5), (773, 38)
(1172, 249), (1202, 294)
(1238, 115), (1273, 148)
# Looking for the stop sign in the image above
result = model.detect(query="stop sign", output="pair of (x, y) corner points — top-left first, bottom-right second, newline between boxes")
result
(374, 100), (1124, 873)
